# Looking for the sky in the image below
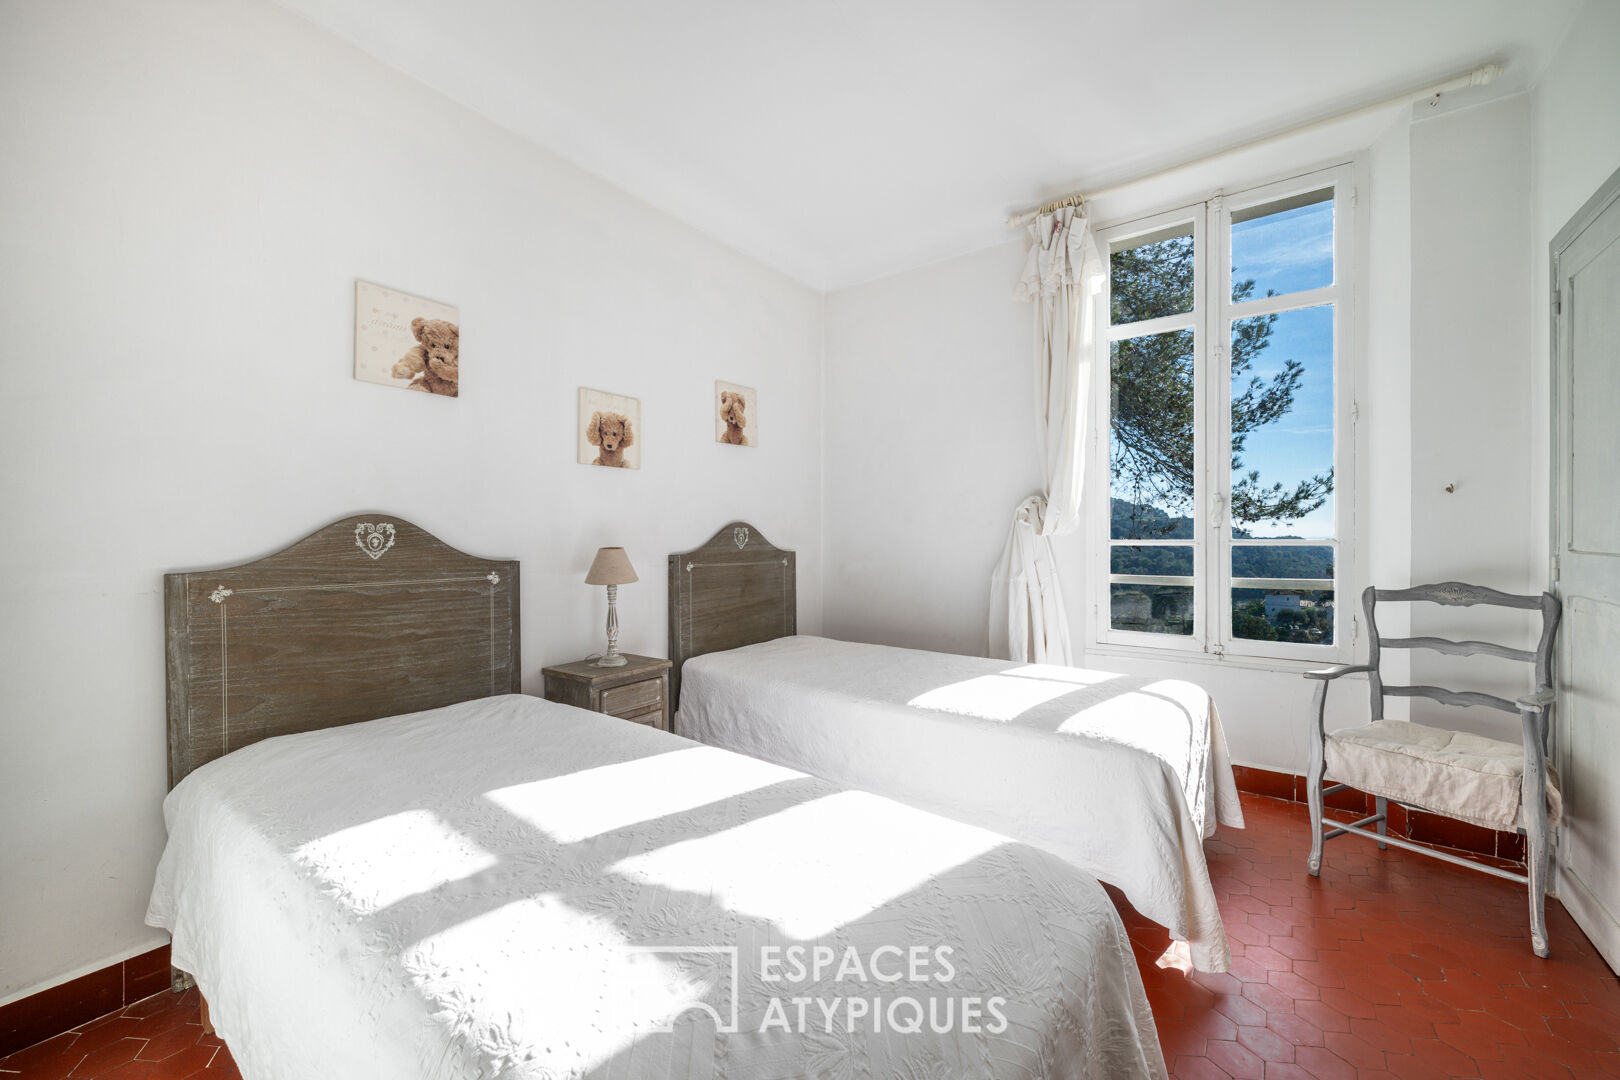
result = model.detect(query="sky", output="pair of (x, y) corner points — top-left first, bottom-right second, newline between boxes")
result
(1108, 197), (1336, 542)
(1229, 198), (1336, 539)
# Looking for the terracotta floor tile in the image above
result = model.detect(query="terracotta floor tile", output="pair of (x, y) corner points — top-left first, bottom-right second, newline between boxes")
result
(1292, 1043), (1359, 1080)
(67, 1038), (141, 1077)
(3, 795), (1616, 1080)
(1207, 1037), (1266, 1078)
(1322, 1030), (1386, 1071)
(1265, 1010), (1327, 1049)
(1292, 997), (1352, 1035)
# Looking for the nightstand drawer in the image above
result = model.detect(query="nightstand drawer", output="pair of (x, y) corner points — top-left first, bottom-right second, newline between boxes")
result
(601, 679), (662, 716)
(616, 705), (664, 728)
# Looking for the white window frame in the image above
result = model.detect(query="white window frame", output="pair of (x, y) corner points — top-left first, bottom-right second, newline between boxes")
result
(1087, 163), (1358, 667)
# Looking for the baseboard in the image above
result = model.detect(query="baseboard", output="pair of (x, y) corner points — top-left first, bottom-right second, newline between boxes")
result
(0, 944), (171, 1058)
(1231, 764), (1526, 865)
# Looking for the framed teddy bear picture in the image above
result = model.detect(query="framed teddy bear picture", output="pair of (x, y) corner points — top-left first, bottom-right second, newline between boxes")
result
(578, 387), (641, 470)
(715, 380), (756, 447)
(353, 280), (460, 397)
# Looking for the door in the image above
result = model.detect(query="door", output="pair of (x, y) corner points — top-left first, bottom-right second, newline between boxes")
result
(1552, 166), (1620, 973)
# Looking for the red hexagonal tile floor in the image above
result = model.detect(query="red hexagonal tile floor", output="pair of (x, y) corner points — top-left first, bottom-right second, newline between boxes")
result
(3, 793), (1615, 1079)
(1121, 794), (1620, 1079)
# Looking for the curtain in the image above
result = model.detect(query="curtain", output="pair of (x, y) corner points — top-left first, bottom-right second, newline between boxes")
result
(989, 205), (1105, 663)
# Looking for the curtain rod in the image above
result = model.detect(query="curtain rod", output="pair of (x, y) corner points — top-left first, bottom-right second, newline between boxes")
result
(1005, 62), (1504, 228)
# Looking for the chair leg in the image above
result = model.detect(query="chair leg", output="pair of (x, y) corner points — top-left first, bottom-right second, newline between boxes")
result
(1523, 769), (1552, 959)
(1375, 795), (1388, 850)
(1307, 681), (1328, 876)
(1528, 825), (1549, 959)
(1521, 705), (1552, 958)
(1307, 767), (1325, 877)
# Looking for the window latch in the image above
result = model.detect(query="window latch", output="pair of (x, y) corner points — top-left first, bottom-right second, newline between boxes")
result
(1211, 491), (1227, 529)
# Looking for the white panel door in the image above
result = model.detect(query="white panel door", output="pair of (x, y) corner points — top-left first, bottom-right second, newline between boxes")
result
(1552, 167), (1620, 974)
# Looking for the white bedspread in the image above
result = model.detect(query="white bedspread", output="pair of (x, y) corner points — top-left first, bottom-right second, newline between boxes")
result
(148, 694), (1165, 1080)
(680, 637), (1245, 973)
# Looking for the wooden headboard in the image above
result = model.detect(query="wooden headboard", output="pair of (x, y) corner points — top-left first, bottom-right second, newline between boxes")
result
(667, 521), (795, 708)
(164, 513), (520, 789)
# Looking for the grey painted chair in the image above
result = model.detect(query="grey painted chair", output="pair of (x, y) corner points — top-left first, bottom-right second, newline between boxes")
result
(1304, 582), (1562, 957)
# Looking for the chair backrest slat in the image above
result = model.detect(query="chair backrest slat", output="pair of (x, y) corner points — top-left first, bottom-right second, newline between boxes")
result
(1383, 684), (1520, 714)
(1375, 582), (1544, 610)
(1362, 582), (1561, 724)
(1379, 636), (1536, 664)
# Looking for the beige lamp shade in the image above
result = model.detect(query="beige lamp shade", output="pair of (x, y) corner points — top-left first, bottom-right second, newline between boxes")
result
(585, 546), (638, 586)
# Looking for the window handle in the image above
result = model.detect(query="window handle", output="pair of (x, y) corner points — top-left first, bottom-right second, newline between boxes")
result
(1211, 491), (1227, 529)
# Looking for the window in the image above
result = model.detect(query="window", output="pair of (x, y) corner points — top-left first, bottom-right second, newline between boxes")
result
(1090, 165), (1354, 662)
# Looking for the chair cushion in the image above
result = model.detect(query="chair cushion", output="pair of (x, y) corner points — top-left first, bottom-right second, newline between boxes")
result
(1325, 719), (1562, 832)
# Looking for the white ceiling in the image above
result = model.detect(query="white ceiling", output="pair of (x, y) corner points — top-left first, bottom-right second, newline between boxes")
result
(276, 0), (1580, 289)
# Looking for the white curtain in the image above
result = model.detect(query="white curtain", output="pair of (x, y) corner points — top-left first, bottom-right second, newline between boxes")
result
(989, 205), (1105, 663)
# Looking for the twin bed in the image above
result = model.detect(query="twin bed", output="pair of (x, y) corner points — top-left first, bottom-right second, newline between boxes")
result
(150, 515), (1171, 1080)
(669, 524), (1244, 974)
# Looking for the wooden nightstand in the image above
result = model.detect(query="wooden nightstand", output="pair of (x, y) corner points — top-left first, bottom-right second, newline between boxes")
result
(542, 654), (673, 731)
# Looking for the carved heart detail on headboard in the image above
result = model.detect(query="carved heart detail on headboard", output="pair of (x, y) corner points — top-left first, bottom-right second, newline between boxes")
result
(733, 526), (750, 550)
(354, 522), (396, 560)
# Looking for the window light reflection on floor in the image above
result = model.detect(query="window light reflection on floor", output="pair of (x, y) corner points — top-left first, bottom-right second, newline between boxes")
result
(1154, 938), (1195, 974)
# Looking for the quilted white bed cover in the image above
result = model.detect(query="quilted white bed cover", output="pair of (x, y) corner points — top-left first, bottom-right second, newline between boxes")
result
(149, 693), (1168, 1079)
(680, 637), (1245, 972)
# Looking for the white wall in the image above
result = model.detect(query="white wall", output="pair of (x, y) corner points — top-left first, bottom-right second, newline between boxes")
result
(1406, 94), (1539, 740)
(0, 0), (824, 1003)
(822, 243), (1036, 655)
(1363, 112), (1415, 716)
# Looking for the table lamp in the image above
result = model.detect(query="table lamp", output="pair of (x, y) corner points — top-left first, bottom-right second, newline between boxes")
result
(586, 546), (638, 666)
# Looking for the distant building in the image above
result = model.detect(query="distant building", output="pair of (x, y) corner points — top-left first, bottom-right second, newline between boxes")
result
(1264, 593), (1302, 621)
(1112, 590), (1151, 625)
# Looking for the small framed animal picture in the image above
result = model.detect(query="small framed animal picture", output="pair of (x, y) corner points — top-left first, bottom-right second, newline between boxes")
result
(354, 280), (460, 397)
(578, 387), (641, 470)
(715, 380), (756, 447)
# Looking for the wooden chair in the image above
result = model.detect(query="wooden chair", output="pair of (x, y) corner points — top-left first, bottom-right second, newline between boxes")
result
(1304, 582), (1562, 956)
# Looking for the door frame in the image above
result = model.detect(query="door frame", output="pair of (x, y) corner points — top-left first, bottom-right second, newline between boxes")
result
(1549, 163), (1620, 973)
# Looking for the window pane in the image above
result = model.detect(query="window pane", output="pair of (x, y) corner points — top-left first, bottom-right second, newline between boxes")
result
(1230, 544), (1333, 580)
(1232, 587), (1335, 644)
(1231, 190), (1333, 301)
(1111, 584), (1194, 636)
(1230, 305), (1333, 539)
(1111, 545), (1194, 576)
(1111, 328), (1195, 539)
(1110, 225), (1193, 325)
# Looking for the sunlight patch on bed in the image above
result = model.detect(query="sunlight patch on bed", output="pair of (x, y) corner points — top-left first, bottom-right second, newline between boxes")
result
(907, 667), (1120, 720)
(997, 665), (1124, 686)
(486, 746), (802, 843)
(407, 897), (712, 1075)
(293, 809), (496, 913)
(1054, 679), (1201, 736)
(610, 791), (1003, 938)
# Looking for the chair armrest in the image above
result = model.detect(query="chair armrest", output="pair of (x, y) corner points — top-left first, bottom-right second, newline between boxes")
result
(1303, 663), (1374, 682)
(1517, 688), (1555, 711)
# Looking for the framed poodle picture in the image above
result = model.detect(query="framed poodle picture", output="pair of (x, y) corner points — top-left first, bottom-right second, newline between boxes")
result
(354, 280), (460, 397)
(715, 380), (756, 446)
(578, 387), (640, 470)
